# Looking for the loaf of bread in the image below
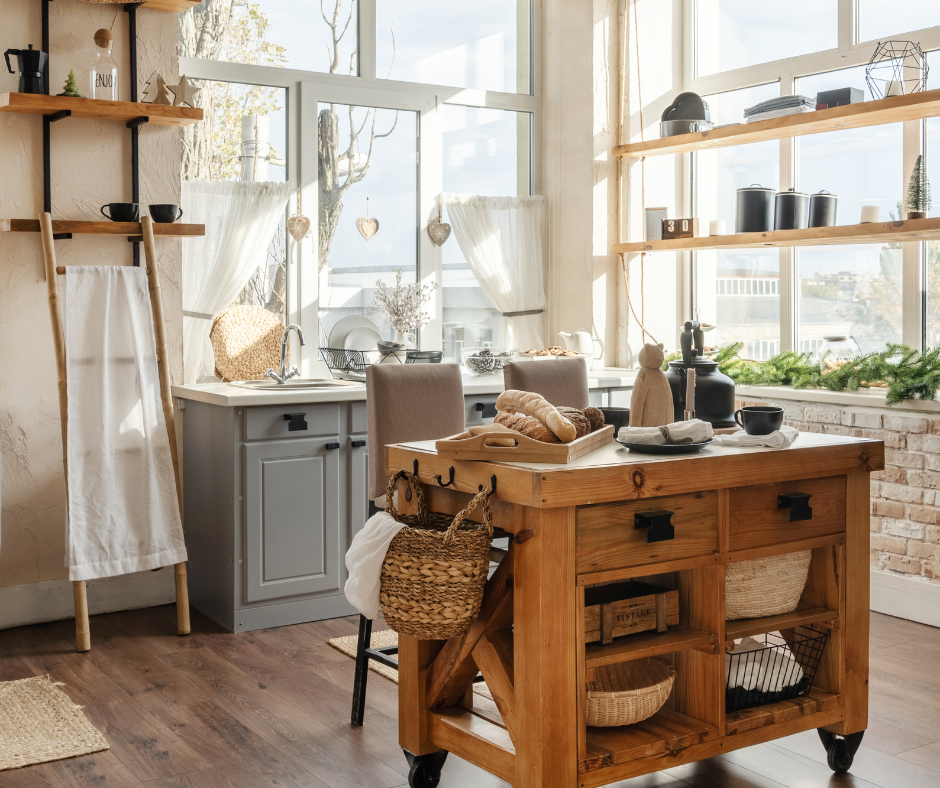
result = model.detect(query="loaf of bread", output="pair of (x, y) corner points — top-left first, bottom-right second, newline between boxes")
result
(494, 411), (559, 443)
(557, 407), (591, 439)
(583, 406), (605, 432)
(450, 423), (519, 447)
(495, 390), (577, 442)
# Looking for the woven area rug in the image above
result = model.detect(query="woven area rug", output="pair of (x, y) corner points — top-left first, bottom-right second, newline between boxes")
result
(0, 676), (109, 771)
(328, 629), (399, 683)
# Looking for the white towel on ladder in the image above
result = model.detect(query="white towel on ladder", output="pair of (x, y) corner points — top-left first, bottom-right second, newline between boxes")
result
(63, 266), (187, 581)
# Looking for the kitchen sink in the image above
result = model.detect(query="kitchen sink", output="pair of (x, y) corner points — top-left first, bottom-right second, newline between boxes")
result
(228, 378), (363, 390)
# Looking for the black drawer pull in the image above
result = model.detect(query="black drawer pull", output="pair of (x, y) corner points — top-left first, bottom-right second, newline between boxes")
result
(778, 492), (813, 522)
(324, 442), (341, 450)
(283, 413), (307, 431)
(351, 440), (367, 448)
(475, 402), (498, 418)
(634, 510), (675, 543)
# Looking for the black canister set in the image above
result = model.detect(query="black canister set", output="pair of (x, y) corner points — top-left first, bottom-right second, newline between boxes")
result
(736, 185), (838, 233)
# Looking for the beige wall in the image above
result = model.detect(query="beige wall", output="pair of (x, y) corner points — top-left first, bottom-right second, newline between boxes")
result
(0, 0), (181, 589)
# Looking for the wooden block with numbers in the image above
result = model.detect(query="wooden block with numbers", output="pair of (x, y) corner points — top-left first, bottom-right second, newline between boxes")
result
(662, 217), (700, 239)
(583, 581), (679, 645)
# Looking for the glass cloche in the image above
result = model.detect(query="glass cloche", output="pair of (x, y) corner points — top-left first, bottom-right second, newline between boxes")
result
(819, 335), (860, 375)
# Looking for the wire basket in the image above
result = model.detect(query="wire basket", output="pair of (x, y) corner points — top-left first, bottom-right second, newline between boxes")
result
(319, 347), (443, 374)
(725, 626), (828, 713)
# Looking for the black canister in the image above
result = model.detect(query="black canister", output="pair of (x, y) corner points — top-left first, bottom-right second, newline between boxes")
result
(664, 359), (737, 427)
(735, 184), (775, 233)
(774, 188), (810, 230)
(809, 190), (838, 227)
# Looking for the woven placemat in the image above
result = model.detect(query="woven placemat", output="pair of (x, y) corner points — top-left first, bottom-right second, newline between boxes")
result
(0, 676), (109, 771)
(328, 629), (399, 683)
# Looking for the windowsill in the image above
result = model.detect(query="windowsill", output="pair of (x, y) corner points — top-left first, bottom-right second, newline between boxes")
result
(735, 384), (940, 414)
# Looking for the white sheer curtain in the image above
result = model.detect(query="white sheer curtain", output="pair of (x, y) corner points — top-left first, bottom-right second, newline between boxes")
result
(442, 194), (546, 350)
(181, 179), (291, 383)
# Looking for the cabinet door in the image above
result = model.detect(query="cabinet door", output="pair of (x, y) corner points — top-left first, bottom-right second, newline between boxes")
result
(244, 437), (341, 602)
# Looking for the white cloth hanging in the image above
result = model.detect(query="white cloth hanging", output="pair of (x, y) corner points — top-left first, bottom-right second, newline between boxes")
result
(181, 179), (291, 383)
(63, 267), (187, 581)
(344, 511), (404, 620)
(442, 193), (546, 350)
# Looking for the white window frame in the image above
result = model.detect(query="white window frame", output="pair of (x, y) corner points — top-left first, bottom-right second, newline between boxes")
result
(682, 0), (940, 354)
(182, 0), (541, 375)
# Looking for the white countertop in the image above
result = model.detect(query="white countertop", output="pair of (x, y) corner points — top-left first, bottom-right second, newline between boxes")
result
(172, 367), (639, 408)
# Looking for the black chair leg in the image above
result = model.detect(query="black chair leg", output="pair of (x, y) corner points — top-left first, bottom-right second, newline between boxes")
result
(351, 614), (373, 726)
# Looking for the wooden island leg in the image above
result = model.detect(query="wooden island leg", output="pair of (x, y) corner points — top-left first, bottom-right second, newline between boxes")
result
(514, 505), (579, 788)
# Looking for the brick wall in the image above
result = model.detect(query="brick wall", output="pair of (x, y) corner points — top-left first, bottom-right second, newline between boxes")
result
(738, 398), (940, 585)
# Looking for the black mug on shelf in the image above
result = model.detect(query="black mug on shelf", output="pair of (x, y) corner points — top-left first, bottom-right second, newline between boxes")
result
(149, 204), (183, 223)
(733, 405), (784, 435)
(100, 203), (139, 222)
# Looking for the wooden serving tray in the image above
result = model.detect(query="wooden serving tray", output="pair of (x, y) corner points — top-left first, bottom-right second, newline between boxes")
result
(436, 424), (615, 464)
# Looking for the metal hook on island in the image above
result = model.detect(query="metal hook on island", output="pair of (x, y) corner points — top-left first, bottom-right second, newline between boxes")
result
(478, 475), (497, 498)
(396, 458), (419, 481)
(436, 466), (455, 487)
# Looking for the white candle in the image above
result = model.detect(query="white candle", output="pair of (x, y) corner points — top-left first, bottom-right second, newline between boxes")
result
(686, 368), (696, 415)
(710, 219), (727, 236)
(860, 205), (881, 223)
(885, 80), (904, 97)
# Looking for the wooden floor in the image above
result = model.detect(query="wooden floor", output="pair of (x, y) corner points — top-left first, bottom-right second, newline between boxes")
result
(0, 607), (938, 788)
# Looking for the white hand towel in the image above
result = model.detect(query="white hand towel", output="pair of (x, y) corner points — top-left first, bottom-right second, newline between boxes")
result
(619, 419), (714, 445)
(344, 511), (404, 619)
(714, 425), (800, 449)
(725, 636), (804, 691)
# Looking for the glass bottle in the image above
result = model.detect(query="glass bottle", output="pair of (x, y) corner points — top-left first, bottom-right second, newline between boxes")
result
(90, 29), (118, 101)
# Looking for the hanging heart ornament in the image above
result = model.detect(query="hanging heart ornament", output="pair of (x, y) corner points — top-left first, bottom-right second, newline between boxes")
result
(356, 217), (379, 241)
(427, 216), (451, 246)
(287, 214), (311, 242)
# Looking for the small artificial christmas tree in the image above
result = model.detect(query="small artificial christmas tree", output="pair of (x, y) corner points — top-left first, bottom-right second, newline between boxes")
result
(141, 71), (172, 105)
(58, 69), (83, 98)
(905, 153), (931, 219)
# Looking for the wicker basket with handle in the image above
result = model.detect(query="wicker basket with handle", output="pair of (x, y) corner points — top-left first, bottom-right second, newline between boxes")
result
(379, 471), (493, 640)
(725, 549), (812, 620)
(585, 659), (676, 727)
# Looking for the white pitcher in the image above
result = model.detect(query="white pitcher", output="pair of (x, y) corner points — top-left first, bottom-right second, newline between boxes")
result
(558, 330), (595, 370)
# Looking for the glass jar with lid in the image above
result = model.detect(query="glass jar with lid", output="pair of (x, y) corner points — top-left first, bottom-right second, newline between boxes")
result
(89, 28), (118, 101)
(819, 335), (860, 374)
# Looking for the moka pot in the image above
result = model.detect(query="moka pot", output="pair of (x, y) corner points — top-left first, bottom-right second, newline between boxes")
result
(4, 45), (48, 94)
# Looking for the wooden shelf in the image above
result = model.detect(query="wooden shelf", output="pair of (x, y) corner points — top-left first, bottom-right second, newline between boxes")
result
(140, 0), (201, 11)
(725, 688), (842, 736)
(581, 708), (716, 773)
(613, 217), (940, 254)
(614, 89), (940, 159)
(585, 625), (718, 670)
(0, 219), (205, 237)
(0, 93), (202, 126)
(725, 606), (838, 641)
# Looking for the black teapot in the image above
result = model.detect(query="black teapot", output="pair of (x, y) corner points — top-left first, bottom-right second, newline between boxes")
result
(5, 45), (48, 94)
(664, 321), (737, 427)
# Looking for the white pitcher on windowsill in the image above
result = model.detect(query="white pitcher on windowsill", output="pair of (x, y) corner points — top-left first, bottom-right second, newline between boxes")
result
(379, 331), (417, 364)
(558, 329), (596, 370)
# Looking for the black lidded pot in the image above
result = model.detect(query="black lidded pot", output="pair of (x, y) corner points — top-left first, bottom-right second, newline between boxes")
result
(664, 359), (737, 427)
(774, 188), (810, 230)
(735, 184), (775, 233)
(809, 190), (838, 227)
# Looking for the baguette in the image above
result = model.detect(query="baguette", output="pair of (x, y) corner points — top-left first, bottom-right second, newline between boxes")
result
(496, 389), (577, 442)
(450, 423), (520, 447)
(494, 411), (559, 443)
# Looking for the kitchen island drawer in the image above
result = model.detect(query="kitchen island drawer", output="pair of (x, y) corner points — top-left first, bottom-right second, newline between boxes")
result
(576, 491), (719, 574)
(728, 475), (846, 552)
(244, 404), (342, 441)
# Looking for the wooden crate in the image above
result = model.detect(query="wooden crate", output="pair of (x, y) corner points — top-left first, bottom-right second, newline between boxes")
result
(584, 581), (679, 645)
(435, 424), (614, 464)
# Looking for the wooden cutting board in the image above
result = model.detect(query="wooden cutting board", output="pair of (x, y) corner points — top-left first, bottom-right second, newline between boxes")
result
(435, 424), (615, 464)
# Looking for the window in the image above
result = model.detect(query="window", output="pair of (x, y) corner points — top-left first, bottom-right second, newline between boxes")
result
(694, 0), (838, 77)
(857, 1), (940, 43)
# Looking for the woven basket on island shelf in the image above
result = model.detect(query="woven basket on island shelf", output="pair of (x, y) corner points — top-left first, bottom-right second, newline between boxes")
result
(209, 304), (284, 382)
(725, 549), (812, 620)
(379, 471), (493, 640)
(586, 659), (676, 727)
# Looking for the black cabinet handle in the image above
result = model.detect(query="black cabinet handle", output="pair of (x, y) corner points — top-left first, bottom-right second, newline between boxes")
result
(324, 442), (341, 450)
(475, 402), (498, 418)
(351, 440), (367, 448)
(283, 413), (308, 432)
(778, 492), (813, 522)
(634, 510), (675, 543)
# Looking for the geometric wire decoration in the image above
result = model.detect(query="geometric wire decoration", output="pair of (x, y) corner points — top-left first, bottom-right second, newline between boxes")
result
(865, 41), (928, 99)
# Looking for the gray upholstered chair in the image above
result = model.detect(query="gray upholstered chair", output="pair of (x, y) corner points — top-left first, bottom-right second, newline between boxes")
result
(352, 362), (466, 726)
(502, 356), (590, 408)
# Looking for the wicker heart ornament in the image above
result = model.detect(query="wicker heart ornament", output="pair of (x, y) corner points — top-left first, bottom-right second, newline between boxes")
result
(287, 214), (311, 242)
(427, 217), (451, 246)
(357, 217), (379, 240)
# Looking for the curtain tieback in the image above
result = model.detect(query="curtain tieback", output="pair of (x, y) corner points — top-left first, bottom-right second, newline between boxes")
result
(501, 309), (544, 318)
(183, 310), (215, 320)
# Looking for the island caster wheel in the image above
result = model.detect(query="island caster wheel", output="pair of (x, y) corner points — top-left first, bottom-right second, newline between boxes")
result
(404, 750), (448, 788)
(817, 729), (864, 774)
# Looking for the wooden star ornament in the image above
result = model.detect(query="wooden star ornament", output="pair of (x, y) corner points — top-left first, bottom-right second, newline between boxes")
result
(168, 75), (201, 108)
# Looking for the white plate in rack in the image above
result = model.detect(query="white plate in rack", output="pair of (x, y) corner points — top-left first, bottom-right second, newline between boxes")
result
(327, 315), (380, 350)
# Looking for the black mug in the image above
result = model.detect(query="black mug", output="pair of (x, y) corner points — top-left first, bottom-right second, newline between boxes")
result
(150, 204), (183, 223)
(100, 203), (139, 222)
(600, 407), (630, 434)
(734, 405), (784, 436)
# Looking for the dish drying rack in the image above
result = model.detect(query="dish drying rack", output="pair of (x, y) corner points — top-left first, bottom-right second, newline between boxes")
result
(320, 347), (442, 381)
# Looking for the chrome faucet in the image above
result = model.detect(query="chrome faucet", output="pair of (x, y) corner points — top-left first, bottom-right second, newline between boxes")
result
(265, 324), (306, 384)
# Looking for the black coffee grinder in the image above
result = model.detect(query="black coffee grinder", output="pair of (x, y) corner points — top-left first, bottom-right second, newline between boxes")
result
(5, 45), (48, 94)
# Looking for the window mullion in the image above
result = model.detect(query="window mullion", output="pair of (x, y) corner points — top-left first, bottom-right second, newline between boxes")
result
(299, 82), (320, 375)
(903, 118), (925, 350)
(418, 98), (444, 351)
(358, 0), (376, 81)
(837, 0), (856, 50)
(780, 74), (796, 355)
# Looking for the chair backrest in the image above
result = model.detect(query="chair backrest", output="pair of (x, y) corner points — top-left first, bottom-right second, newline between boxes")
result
(502, 357), (590, 408)
(366, 363), (466, 500)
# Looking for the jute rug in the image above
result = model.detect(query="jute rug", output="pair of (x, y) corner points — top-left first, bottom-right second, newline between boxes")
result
(0, 676), (109, 771)
(328, 629), (400, 683)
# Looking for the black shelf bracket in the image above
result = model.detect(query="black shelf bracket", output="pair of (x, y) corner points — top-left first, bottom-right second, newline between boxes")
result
(126, 116), (149, 129)
(49, 110), (71, 123)
(53, 233), (72, 240)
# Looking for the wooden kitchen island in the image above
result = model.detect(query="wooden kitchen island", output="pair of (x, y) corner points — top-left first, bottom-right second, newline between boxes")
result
(386, 432), (884, 788)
